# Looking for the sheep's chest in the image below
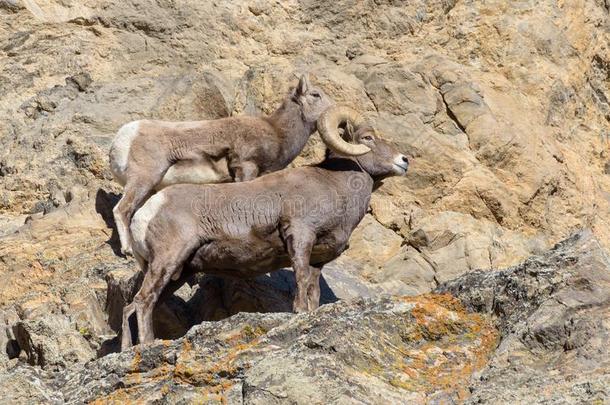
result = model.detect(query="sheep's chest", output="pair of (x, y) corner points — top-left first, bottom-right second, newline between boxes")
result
(186, 225), (351, 279)
(309, 232), (348, 265)
(186, 231), (290, 278)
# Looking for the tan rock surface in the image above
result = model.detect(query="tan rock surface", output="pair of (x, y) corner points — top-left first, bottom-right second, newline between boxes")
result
(1, 1), (609, 284)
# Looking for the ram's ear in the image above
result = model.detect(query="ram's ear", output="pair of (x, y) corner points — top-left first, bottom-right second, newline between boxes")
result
(344, 121), (355, 141)
(296, 74), (311, 95)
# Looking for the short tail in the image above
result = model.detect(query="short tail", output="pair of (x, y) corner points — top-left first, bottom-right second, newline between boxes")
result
(109, 120), (141, 186)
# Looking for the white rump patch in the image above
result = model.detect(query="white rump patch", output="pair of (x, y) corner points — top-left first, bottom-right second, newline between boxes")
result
(130, 191), (166, 259)
(109, 120), (140, 185)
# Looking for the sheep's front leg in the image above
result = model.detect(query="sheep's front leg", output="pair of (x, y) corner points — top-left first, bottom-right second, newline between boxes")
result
(307, 265), (322, 311)
(286, 228), (316, 313)
(113, 170), (166, 256)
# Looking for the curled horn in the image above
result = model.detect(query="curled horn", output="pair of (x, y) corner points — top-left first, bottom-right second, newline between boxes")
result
(317, 106), (371, 156)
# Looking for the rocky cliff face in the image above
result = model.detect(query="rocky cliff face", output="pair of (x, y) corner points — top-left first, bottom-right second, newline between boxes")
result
(0, 0), (609, 403)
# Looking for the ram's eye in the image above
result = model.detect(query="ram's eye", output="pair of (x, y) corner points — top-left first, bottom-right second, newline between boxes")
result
(363, 135), (374, 141)
(311, 91), (321, 98)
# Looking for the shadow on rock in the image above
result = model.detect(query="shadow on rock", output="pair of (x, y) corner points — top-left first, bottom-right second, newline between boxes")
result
(94, 188), (122, 257)
(100, 268), (339, 356)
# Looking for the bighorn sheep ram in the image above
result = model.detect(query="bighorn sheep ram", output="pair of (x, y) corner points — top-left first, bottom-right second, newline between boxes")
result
(121, 106), (409, 350)
(109, 75), (336, 256)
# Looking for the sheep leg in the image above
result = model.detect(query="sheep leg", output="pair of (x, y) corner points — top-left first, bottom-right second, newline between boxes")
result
(286, 229), (315, 313)
(132, 242), (198, 345)
(113, 173), (163, 256)
(293, 265), (313, 313)
(121, 302), (137, 350)
(113, 199), (132, 256)
(306, 265), (322, 311)
(119, 253), (149, 351)
(133, 265), (180, 344)
(231, 160), (259, 182)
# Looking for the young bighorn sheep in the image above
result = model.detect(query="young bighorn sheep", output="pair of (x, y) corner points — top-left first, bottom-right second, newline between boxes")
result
(109, 75), (335, 256)
(120, 106), (409, 350)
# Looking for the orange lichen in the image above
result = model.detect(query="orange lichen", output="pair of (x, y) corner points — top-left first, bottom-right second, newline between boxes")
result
(356, 294), (501, 400)
(181, 338), (193, 353)
(401, 293), (468, 313)
(90, 386), (147, 404)
(97, 295), (496, 403)
(191, 383), (234, 404)
(173, 326), (263, 392)
(131, 348), (142, 372)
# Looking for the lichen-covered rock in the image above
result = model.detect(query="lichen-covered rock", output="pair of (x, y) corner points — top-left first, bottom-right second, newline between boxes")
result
(9, 295), (495, 404)
(0, 227), (607, 403)
(438, 231), (610, 403)
(12, 315), (95, 369)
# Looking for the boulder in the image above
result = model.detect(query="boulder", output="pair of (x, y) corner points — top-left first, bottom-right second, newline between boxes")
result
(439, 231), (610, 403)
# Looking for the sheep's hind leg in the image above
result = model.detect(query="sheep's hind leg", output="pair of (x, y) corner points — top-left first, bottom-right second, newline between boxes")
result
(121, 302), (137, 350)
(133, 242), (198, 345)
(120, 254), (147, 351)
(113, 199), (132, 256)
(113, 169), (167, 256)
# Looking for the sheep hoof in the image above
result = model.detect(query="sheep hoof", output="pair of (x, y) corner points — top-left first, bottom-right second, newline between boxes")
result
(293, 303), (308, 313)
(121, 335), (133, 351)
(121, 246), (133, 257)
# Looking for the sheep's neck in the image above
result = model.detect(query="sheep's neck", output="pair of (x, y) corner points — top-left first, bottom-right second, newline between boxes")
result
(268, 101), (315, 169)
(335, 169), (374, 227)
(318, 157), (375, 215)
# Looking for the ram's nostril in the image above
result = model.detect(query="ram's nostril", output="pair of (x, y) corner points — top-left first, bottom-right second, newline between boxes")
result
(402, 156), (409, 164)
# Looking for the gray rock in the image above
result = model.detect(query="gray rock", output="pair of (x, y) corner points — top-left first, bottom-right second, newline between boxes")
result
(53, 295), (496, 403)
(13, 315), (95, 370)
(0, 307), (19, 365)
(0, 366), (62, 404)
(0, 229), (609, 403)
(438, 230), (610, 404)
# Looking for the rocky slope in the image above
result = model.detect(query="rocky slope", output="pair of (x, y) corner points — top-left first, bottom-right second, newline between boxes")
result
(0, 0), (609, 403)
(1, 231), (607, 403)
(441, 231), (610, 403)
